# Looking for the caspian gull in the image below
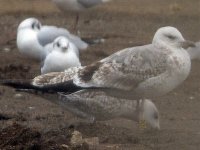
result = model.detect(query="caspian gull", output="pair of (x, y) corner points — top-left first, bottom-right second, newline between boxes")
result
(17, 18), (88, 60)
(3, 26), (195, 100)
(41, 36), (81, 74)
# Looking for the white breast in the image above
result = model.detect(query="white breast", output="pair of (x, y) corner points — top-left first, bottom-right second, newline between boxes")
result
(135, 48), (191, 97)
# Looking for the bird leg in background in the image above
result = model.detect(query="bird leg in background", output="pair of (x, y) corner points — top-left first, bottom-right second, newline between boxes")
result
(139, 119), (147, 130)
(73, 13), (80, 33)
(138, 99), (147, 129)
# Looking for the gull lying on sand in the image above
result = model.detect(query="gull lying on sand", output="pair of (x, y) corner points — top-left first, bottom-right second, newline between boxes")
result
(17, 18), (88, 60)
(41, 36), (81, 74)
(55, 90), (160, 129)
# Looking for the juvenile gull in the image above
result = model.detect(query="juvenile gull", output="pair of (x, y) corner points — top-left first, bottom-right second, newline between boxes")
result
(56, 90), (160, 129)
(41, 36), (81, 74)
(3, 27), (195, 100)
(17, 18), (88, 60)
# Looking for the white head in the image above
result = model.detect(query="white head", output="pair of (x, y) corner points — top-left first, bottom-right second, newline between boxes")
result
(18, 18), (42, 32)
(53, 36), (70, 53)
(142, 99), (160, 129)
(152, 26), (195, 49)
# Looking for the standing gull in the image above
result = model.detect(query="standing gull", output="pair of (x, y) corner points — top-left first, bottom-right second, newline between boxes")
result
(52, 0), (111, 30)
(17, 18), (88, 60)
(3, 27), (195, 100)
(41, 36), (81, 74)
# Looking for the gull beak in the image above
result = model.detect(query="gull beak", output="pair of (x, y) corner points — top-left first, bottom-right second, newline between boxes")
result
(61, 44), (69, 52)
(62, 46), (67, 49)
(181, 40), (196, 49)
(156, 123), (160, 130)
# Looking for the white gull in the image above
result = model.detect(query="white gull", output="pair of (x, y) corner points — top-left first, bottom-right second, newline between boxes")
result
(41, 36), (81, 74)
(17, 18), (88, 60)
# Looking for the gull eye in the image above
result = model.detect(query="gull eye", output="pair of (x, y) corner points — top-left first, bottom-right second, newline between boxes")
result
(167, 34), (176, 40)
(37, 23), (41, 30)
(154, 112), (158, 120)
(57, 42), (60, 47)
(31, 23), (35, 29)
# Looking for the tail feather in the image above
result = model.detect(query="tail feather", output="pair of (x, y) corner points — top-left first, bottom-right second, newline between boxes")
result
(1, 79), (35, 89)
(1, 79), (83, 94)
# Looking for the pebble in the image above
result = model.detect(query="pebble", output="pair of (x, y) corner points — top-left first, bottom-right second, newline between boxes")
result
(3, 47), (11, 52)
(14, 93), (25, 99)
(70, 130), (83, 146)
(28, 106), (35, 110)
(61, 144), (69, 149)
(189, 96), (194, 100)
(84, 137), (99, 146)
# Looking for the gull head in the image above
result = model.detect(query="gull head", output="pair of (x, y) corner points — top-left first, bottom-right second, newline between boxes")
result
(142, 99), (160, 130)
(53, 36), (70, 53)
(153, 26), (195, 49)
(18, 18), (42, 32)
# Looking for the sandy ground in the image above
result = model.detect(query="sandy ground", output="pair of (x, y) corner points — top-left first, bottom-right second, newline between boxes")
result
(0, 0), (200, 149)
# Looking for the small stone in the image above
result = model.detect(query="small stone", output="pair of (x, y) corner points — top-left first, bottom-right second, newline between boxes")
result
(3, 47), (11, 52)
(70, 130), (83, 146)
(189, 96), (194, 100)
(84, 137), (99, 146)
(93, 38), (105, 44)
(106, 144), (119, 149)
(61, 144), (69, 149)
(28, 106), (35, 110)
(14, 93), (24, 99)
(129, 41), (133, 44)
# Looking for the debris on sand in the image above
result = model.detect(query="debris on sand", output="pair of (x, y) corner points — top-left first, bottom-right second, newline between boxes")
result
(0, 123), (41, 149)
(0, 123), (90, 150)
(70, 130), (84, 146)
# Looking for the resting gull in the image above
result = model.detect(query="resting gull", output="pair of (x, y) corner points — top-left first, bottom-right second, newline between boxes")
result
(3, 26), (195, 100)
(17, 18), (88, 60)
(57, 90), (160, 129)
(41, 36), (81, 74)
(32, 89), (159, 129)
